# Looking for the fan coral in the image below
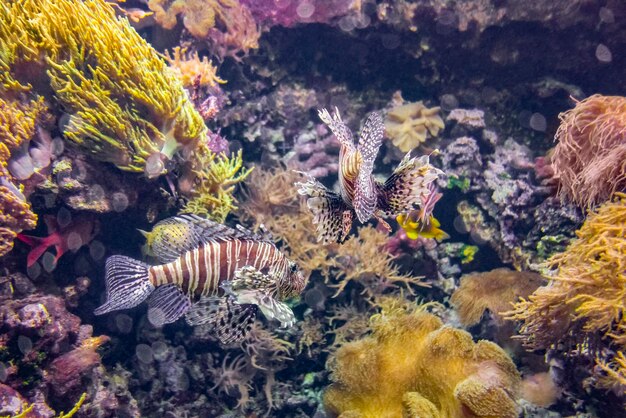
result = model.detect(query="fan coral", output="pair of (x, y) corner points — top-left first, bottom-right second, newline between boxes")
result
(324, 302), (521, 418)
(147, 0), (260, 59)
(552, 94), (626, 208)
(0, 0), (206, 177)
(164, 47), (226, 88)
(181, 149), (252, 222)
(385, 101), (444, 153)
(450, 268), (545, 327)
(507, 193), (626, 388)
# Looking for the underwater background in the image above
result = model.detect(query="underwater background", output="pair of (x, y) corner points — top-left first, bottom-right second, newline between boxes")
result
(1, 0), (626, 417)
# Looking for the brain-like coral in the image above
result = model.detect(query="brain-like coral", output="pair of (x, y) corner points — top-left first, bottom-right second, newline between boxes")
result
(385, 101), (444, 153)
(552, 94), (626, 208)
(324, 302), (520, 418)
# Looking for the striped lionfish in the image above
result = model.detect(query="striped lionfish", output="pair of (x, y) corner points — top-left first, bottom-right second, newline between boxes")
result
(296, 108), (443, 244)
(94, 215), (306, 344)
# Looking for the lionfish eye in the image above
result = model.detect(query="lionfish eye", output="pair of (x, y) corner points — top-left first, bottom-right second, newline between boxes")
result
(289, 262), (298, 273)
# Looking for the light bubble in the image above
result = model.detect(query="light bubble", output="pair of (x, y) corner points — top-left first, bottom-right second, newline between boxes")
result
(152, 341), (169, 362)
(595, 44), (612, 63)
(296, 1), (315, 19)
(27, 262), (41, 280)
(0, 362), (7, 382)
(529, 113), (547, 132)
(440, 94), (459, 111)
(147, 307), (165, 327)
(355, 14), (371, 29)
(41, 252), (57, 273)
(115, 314), (134, 334)
(51, 137), (65, 158)
(17, 335), (33, 355)
(276, 0), (291, 9)
(112, 192), (129, 212)
(89, 240), (106, 261)
(57, 207), (72, 228)
(135, 343), (154, 364)
(381, 34), (400, 49)
(599, 7), (614, 24)
(470, 230), (488, 245)
(66, 232), (83, 251)
(338, 16), (356, 32)
(145, 153), (165, 178)
(453, 215), (469, 234)
(517, 110), (532, 128)
(480, 87), (499, 104)
(89, 184), (105, 202)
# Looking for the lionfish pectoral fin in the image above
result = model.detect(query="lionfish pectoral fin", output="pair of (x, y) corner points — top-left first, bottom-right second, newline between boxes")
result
(379, 153), (443, 217)
(233, 290), (296, 328)
(295, 174), (350, 244)
(341, 210), (353, 242)
(146, 284), (192, 327)
(185, 296), (257, 344)
(318, 107), (355, 149)
(354, 111), (385, 223)
(230, 266), (275, 292)
(94, 255), (154, 316)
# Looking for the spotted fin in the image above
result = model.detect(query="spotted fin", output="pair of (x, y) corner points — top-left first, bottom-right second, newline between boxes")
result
(295, 173), (351, 244)
(377, 153), (443, 217)
(318, 107), (355, 150)
(146, 215), (269, 263)
(185, 296), (257, 344)
(146, 284), (191, 327)
(228, 265), (275, 293)
(233, 290), (296, 328)
(354, 112), (385, 223)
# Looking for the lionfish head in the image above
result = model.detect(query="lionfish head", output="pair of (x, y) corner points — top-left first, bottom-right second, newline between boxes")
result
(279, 260), (307, 299)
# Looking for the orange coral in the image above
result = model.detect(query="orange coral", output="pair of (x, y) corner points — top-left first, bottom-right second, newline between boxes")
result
(147, 0), (259, 58)
(450, 268), (544, 327)
(552, 94), (626, 208)
(385, 101), (444, 153)
(507, 193), (626, 389)
(324, 301), (521, 418)
(164, 47), (226, 88)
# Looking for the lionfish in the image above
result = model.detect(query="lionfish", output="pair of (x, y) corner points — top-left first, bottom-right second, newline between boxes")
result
(95, 215), (306, 344)
(296, 108), (442, 244)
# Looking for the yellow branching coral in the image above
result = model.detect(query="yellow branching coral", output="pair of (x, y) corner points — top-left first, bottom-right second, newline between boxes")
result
(507, 193), (626, 388)
(451, 268), (544, 327)
(165, 47), (226, 88)
(324, 301), (521, 418)
(181, 148), (252, 222)
(147, 0), (260, 58)
(0, 0), (206, 176)
(552, 95), (626, 208)
(385, 101), (444, 153)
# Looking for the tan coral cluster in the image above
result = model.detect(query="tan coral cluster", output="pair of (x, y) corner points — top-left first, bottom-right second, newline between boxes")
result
(164, 47), (226, 88)
(385, 101), (444, 153)
(507, 193), (626, 390)
(147, 0), (259, 58)
(324, 301), (521, 418)
(451, 268), (545, 327)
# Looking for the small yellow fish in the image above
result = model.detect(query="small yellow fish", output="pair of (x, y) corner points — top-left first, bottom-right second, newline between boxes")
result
(397, 212), (449, 241)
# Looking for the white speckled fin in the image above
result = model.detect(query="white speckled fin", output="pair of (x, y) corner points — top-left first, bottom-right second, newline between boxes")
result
(294, 172), (351, 244)
(232, 290), (296, 328)
(354, 112), (384, 223)
(318, 107), (355, 150)
(147, 284), (191, 327)
(185, 296), (257, 344)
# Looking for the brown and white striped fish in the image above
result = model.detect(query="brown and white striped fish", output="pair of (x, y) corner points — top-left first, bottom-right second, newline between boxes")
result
(94, 215), (306, 344)
(296, 107), (443, 244)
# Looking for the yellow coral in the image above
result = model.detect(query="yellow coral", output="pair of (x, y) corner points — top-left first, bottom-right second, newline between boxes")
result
(385, 101), (444, 153)
(181, 148), (252, 222)
(324, 302), (520, 418)
(0, 96), (49, 151)
(165, 47), (226, 88)
(451, 268), (544, 327)
(147, 0), (259, 58)
(0, 0), (206, 176)
(507, 193), (626, 389)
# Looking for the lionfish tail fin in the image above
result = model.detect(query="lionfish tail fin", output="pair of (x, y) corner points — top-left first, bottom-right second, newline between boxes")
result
(295, 173), (351, 244)
(94, 255), (154, 315)
(379, 153), (443, 216)
(354, 111), (385, 223)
